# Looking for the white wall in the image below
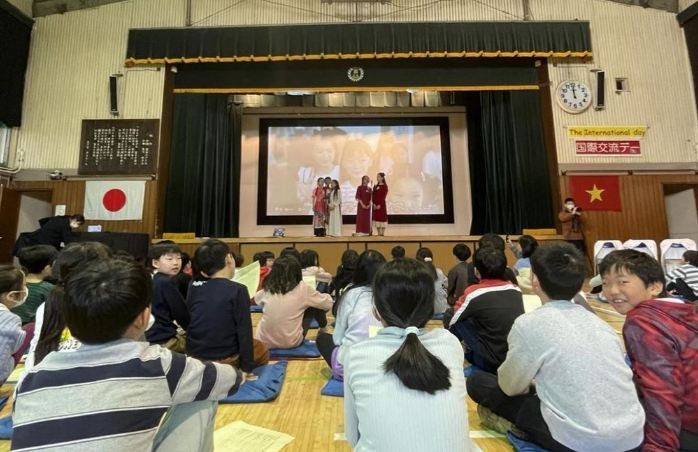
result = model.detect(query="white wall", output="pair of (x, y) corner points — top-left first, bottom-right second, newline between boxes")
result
(6, 0), (31, 17)
(12, 0), (698, 171)
(679, 0), (697, 12)
(239, 110), (472, 237)
(533, 0), (698, 168)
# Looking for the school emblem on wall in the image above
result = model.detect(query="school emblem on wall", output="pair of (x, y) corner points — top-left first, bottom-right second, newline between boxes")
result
(347, 67), (365, 82)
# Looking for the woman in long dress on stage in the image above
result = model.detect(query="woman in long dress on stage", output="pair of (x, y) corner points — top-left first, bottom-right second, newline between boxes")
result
(312, 178), (326, 237)
(372, 172), (389, 236)
(327, 179), (342, 236)
(354, 175), (372, 236)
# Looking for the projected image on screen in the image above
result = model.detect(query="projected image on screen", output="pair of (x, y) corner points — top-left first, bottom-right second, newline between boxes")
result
(261, 118), (452, 222)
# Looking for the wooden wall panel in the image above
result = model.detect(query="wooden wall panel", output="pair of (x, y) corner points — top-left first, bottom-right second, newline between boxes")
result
(11, 179), (158, 237)
(558, 174), (698, 257)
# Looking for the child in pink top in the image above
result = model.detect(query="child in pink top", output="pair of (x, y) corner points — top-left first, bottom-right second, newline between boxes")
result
(255, 257), (333, 349)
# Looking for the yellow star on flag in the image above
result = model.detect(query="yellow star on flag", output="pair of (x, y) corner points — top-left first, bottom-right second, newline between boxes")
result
(585, 184), (605, 203)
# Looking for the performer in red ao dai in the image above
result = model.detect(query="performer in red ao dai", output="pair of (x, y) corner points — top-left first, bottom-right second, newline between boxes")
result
(372, 172), (389, 236)
(312, 177), (327, 237)
(354, 175), (372, 236)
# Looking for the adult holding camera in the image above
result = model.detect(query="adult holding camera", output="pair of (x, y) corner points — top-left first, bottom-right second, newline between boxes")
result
(559, 197), (586, 255)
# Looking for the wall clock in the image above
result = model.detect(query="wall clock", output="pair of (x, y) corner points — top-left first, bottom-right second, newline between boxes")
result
(556, 80), (592, 114)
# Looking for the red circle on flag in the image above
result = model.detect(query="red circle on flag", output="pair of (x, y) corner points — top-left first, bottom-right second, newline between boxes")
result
(102, 189), (127, 212)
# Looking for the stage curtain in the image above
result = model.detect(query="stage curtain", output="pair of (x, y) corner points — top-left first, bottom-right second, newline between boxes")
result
(468, 91), (554, 234)
(126, 21), (592, 66)
(164, 94), (241, 237)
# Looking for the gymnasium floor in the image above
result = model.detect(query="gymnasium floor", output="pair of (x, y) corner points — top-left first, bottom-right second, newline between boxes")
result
(0, 299), (624, 452)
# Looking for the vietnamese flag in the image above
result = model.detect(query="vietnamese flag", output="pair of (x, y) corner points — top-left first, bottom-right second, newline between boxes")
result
(569, 176), (622, 211)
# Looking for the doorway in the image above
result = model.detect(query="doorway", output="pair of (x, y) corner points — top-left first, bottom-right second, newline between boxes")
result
(16, 191), (53, 239)
(664, 184), (698, 244)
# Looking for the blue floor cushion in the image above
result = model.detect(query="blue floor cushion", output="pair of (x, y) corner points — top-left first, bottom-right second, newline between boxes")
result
(0, 416), (12, 439)
(269, 340), (321, 359)
(221, 361), (288, 404)
(507, 431), (549, 452)
(320, 377), (344, 397)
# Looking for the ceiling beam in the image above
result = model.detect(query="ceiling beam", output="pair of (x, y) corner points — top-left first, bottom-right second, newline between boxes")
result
(601, 0), (678, 13)
(33, 0), (127, 17)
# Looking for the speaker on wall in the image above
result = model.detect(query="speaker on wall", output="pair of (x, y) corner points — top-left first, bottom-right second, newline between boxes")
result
(109, 75), (119, 116)
(594, 70), (605, 110)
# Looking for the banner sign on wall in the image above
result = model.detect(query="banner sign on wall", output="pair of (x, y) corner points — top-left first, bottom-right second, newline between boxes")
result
(567, 126), (647, 138)
(575, 140), (641, 156)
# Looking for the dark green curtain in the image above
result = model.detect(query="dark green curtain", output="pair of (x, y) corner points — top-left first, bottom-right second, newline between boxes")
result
(164, 94), (241, 237)
(467, 91), (554, 234)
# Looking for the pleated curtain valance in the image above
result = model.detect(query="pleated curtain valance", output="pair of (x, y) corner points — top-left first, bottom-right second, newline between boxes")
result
(125, 21), (592, 66)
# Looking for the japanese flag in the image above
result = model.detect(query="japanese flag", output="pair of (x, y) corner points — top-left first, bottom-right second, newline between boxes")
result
(84, 181), (145, 220)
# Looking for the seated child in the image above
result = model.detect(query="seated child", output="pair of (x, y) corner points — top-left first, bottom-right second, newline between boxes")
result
(468, 243), (645, 451)
(330, 249), (359, 313)
(600, 249), (698, 450)
(666, 249), (698, 302)
(172, 252), (192, 300)
(187, 239), (269, 375)
(316, 250), (386, 379)
(300, 249), (333, 332)
(26, 241), (113, 371)
(416, 247), (449, 314)
(14, 245), (57, 324)
(12, 257), (242, 451)
(145, 243), (190, 353)
(446, 243), (471, 306)
(255, 256), (332, 349)
(0, 265), (33, 383)
(343, 258), (475, 451)
(467, 234), (519, 286)
(253, 251), (275, 292)
(390, 245), (405, 260)
(449, 246), (524, 373)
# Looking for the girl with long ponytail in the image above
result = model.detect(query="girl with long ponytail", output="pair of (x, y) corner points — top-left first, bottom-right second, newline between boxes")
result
(343, 258), (475, 451)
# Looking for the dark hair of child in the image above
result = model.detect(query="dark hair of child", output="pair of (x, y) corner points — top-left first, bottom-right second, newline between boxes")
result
(473, 246), (507, 280)
(478, 233), (506, 251)
(351, 250), (386, 288)
(279, 247), (302, 264)
(263, 256), (302, 295)
(415, 247), (438, 280)
(147, 243), (182, 269)
(193, 239), (230, 278)
(452, 243), (471, 262)
(255, 251), (275, 267)
(0, 265), (24, 293)
(300, 249), (320, 269)
(391, 246), (406, 259)
(18, 245), (58, 275)
(684, 250), (698, 267)
(373, 258), (451, 394)
(530, 243), (586, 300)
(69, 214), (85, 224)
(598, 249), (666, 295)
(35, 242), (113, 364)
(518, 235), (539, 259)
(63, 258), (151, 344)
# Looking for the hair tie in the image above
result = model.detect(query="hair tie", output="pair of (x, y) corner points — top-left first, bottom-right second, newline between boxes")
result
(403, 326), (419, 337)
(423, 257), (433, 262)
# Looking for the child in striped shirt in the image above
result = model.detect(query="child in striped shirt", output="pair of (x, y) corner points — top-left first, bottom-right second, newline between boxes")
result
(666, 250), (698, 302)
(13, 257), (242, 452)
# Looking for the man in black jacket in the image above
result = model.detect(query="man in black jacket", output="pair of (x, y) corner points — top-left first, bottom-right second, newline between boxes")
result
(14, 214), (84, 256)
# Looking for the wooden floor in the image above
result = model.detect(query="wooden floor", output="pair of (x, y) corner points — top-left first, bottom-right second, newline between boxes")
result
(0, 297), (625, 452)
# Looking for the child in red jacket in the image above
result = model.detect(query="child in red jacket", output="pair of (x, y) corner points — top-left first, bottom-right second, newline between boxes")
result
(600, 249), (698, 451)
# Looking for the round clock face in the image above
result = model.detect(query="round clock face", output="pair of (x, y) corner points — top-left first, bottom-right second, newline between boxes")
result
(556, 80), (592, 113)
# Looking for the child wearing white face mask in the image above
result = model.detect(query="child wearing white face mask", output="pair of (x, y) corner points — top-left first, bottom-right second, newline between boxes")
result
(0, 265), (34, 383)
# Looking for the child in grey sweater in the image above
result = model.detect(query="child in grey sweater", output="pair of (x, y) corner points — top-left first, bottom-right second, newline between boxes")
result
(466, 243), (645, 451)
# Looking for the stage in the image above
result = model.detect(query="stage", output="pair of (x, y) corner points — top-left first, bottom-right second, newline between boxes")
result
(164, 234), (564, 272)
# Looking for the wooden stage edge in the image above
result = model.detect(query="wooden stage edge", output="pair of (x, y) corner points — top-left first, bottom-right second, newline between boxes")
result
(162, 234), (565, 272)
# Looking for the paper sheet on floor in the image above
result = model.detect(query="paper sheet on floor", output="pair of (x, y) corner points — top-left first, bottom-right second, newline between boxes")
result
(214, 421), (294, 451)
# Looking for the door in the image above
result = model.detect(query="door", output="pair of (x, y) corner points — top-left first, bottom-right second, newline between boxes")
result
(0, 186), (21, 263)
(664, 185), (698, 243)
